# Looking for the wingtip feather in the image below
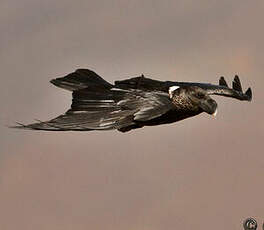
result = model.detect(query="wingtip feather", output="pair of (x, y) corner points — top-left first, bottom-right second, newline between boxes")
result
(50, 79), (57, 85)
(245, 87), (252, 101)
(219, 76), (228, 87)
(9, 122), (32, 130)
(232, 75), (243, 92)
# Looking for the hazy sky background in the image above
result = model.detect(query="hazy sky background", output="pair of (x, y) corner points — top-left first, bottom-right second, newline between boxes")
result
(1, 0), (263, 229)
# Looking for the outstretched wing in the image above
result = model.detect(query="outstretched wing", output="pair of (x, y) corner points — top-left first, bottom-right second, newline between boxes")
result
(13, 87), (175, 131)
(115, 75), (168, 92)
(115, 75), (252, 101)
(70, 88), (175, 124)
(205, 75), (252, 101)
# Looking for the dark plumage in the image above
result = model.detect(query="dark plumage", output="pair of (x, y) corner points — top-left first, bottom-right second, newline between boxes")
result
(13, 69), (252, 132)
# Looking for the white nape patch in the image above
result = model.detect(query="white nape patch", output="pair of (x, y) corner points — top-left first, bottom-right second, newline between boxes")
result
(168, 86), (180, 98)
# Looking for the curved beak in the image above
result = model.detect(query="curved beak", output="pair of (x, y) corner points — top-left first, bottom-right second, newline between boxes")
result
(212, 109), (218, 117)
(199, 98), (218, 116)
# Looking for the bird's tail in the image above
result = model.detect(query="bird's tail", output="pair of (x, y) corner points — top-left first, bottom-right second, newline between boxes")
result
(50, 69), (114, 91)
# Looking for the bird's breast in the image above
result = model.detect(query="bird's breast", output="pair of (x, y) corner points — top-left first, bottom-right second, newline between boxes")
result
(172, 96), (197, 111)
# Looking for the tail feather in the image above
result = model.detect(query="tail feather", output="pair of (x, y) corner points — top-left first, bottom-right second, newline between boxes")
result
(50, 69), (113, 91)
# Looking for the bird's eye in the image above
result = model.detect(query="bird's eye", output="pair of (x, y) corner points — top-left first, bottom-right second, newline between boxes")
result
(196, 92), (205, 99)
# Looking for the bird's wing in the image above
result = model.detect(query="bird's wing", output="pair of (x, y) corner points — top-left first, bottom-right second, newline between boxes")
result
(13, 88), (174, 131)
(71, 88), (175, 122)
(124, 91), (175, 121)
(115, 75), (252, 101)
(167, 76), (252, 101)
(115, 75), (169, 92)
(204, 76), (252, 101)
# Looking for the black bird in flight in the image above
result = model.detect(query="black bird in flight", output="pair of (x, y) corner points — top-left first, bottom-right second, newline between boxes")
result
(14, 69), (252, 132)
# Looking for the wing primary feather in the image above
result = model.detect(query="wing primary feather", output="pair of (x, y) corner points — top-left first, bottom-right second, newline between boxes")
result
(245, 87), (252, 101)
(219, 76), (228, 87)
(12, 122), (28, 128)
(232, 75), (243, 92)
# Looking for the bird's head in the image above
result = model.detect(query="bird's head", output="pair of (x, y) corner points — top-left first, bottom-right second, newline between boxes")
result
(169, 86), (218, 116)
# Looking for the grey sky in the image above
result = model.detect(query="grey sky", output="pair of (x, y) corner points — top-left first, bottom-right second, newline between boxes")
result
(1, 1), (263, 229)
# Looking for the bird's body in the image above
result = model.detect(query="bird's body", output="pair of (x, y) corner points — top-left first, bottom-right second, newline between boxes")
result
(14, 69), (252, 132)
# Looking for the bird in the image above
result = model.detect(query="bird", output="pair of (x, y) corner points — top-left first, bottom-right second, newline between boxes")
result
(13, 69), (252, 132)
